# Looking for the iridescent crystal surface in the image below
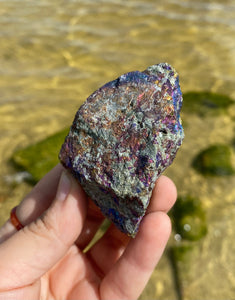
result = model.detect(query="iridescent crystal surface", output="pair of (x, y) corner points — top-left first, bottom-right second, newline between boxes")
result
(59, 63), (184, 237)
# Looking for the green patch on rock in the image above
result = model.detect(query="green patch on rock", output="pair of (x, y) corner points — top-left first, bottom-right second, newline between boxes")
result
(169, 244), (194, 263)
(193, 144), (234, 176)
(171, 195), (207, 241)
(183, 92), (234, 116)
(232, 138), (235, 150)
(11, 128), (69, 183)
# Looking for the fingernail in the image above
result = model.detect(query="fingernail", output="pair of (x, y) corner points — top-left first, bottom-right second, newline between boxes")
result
(56, 171), (71, 202)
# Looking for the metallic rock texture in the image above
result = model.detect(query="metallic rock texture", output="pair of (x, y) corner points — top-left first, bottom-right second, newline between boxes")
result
(59, 63), (184, 237)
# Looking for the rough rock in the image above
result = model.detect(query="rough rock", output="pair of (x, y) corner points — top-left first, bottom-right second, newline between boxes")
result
(59, 63), (184, 236)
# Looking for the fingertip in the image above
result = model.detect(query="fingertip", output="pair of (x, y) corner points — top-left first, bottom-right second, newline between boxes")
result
(17, 164), (65, 226)
(156, 175), (177, 204)
(53, 171), (88, 245)
(147, 175), (177, 213)
(137, 211), (172, 249)
(146, 211), (172, 240)
(69, 172), (88, 203)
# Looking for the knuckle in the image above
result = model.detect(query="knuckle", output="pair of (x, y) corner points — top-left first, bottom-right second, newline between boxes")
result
(23, 211), (63, 248)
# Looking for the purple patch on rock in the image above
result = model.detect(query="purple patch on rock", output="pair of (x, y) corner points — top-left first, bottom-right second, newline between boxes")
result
(59, 63), (184, 237)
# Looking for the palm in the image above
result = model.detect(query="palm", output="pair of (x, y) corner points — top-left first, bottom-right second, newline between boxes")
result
(42, 199), (131, 300)
(44, 245), (102, 299)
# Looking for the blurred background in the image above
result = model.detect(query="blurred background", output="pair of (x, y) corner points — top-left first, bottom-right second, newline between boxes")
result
(0, 0), (235, 299)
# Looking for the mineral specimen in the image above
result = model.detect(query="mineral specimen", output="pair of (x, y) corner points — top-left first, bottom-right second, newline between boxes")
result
(59, 63), (184, 237)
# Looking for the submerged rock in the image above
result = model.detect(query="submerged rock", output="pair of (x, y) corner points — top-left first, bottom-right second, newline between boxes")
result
(59, 63), (184, 236)
(183, 92), (234, 116)
(193, 144), (234, 176)
(12, 128), (69, 183)
(171, 195), (207, 241)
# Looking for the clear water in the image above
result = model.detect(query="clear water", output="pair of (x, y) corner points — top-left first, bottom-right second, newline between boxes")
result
(0, 0), (234, 104)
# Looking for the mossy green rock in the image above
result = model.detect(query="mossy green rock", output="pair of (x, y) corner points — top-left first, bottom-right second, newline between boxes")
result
(232, 138), (235, 150)
(183, 92), (233, 116)
(11, 128), (69, 183)
(169, 244), (194, 263)
(193, 144), (234, 176)
(171, 195), (207, 241)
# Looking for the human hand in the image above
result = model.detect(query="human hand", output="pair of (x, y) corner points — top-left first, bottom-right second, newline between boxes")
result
(0, 164), (176, 300)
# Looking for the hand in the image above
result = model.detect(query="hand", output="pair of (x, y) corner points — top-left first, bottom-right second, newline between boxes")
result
(0, 164), (176, 300)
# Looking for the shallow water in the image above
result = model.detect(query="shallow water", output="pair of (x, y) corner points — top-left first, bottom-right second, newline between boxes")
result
(0, 0), (234, 176)
(0, 1), (235, 299)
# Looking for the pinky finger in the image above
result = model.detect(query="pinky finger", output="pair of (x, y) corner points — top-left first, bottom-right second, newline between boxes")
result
(100, 211), (171, 300)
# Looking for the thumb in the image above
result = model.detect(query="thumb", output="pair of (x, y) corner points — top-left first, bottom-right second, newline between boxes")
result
(0, 171), (87, 291)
